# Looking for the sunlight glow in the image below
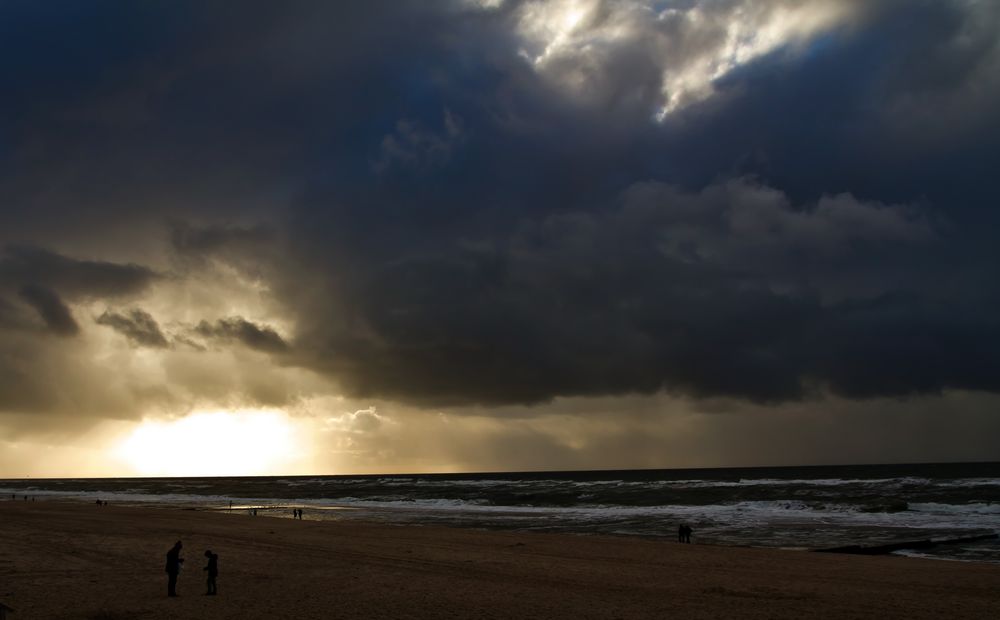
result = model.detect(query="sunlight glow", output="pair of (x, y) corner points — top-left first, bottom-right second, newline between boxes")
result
(115, 410), (305, 476)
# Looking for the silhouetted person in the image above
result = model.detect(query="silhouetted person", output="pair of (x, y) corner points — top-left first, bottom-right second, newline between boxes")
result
(677, 524), (693, 543)
(165, 541), (184, 597)
(203, 550), (218, 595)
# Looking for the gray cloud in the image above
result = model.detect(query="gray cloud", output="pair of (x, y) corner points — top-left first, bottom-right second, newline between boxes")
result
(510, 0), (870, 117)
(0, 0), (998, 443)
(286, 178), (972, 405)
(0, 245), (158, 300)
(375, 111), (466, 173)
(170, 222), (276, 257)
(195, 317), (290, 354)
(96, 309), (170, 348)
(18, 284), (79, 336)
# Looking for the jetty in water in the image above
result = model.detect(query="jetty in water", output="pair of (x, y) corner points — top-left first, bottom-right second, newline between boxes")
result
(814, 533), (998, 556)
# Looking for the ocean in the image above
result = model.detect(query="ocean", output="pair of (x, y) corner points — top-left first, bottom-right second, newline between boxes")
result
(3, 462), (999, 563)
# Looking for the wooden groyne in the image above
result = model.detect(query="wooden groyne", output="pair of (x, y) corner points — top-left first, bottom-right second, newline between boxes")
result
(814, 533), (998, 555)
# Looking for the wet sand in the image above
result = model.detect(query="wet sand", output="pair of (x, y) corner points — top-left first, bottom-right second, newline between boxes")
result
(0, 500), (997, 619)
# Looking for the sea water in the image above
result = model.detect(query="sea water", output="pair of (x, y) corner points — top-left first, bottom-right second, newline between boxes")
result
(3, 462), (999, 562)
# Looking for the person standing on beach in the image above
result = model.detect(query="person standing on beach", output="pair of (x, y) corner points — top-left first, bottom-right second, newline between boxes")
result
(165, 541), (184, 597)
(677, 524), (692, 543)
(203, 550), (219, 595)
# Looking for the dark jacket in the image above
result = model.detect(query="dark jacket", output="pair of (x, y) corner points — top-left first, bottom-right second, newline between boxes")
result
(205, 553), (218, 577)
(165, 546), (182, 574)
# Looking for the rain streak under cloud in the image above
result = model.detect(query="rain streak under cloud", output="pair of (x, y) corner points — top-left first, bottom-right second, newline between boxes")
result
(1, 0), (999, 476)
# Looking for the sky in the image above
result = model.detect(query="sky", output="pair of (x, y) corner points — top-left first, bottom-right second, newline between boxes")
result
(1, 0), (999, 477)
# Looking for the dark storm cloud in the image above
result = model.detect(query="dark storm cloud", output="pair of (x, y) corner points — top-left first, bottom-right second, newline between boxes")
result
(290, 178), (987, 405)
(195, 318), (289, 354)
(96, 309), (169, 348)
(1, 0), (999, 410)
(0, 245), (158, 300)
(18, 284), (78, 336)
(272, 1), (1000, 405)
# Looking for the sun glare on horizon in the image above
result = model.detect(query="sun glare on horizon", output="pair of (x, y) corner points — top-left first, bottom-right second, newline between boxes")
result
(115, 410), (307, 477)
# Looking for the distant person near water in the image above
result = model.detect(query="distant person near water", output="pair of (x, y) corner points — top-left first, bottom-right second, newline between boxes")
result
(203, 550), (219, 595)
(678, 524), (692, 543)
(165, 541), (184, 597)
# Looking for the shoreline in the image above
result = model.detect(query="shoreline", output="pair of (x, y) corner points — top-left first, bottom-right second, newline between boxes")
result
(2, 500), (999, 619)
(3, 463), (998, 566)
(9, 493), (1000, 563)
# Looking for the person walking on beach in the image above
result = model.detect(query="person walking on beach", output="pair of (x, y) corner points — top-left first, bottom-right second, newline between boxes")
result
(677, 524), (692, 543)
(203, 550), (219, 595)
(165, 541), (184, 597)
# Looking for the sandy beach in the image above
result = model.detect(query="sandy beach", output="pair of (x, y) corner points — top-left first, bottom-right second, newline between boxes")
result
(1, 501), (997, 619)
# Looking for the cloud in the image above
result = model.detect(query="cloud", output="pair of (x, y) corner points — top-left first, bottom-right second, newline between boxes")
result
(508, 0), (865, 118)
(0, 0), (999, 452)
(324, 406), (385, 434)
(18, 284), (79, 336)
(170, 222), (276, 257)
(0, 245), (158, 300)
(195, 317), (290, 354)
(284, 177), (973, 405)
(96, 308), (170, 348)
(375, 111), (466, 173)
